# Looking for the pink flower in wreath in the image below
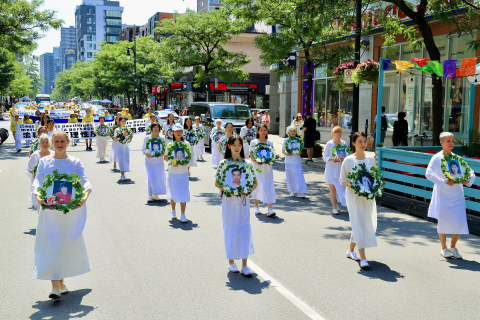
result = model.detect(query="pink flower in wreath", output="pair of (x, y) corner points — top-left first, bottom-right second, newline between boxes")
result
(47, 196), (58, 205)
(123, 131), (129, 137)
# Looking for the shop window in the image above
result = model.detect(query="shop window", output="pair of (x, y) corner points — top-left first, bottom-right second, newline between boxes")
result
(339, 86), (353, 130)
(445, 77), (470, 136)
(326, 79), (340, 128)
(400, 72), (421, 134)
(380, 45), (400, 61)
(426, 36), (448, 60)
(420, 77), (445, 135)
(450, 33), (476, 60)
(401, 43), (423, 63)
(314, 79), (326, 126)
(381, 73), (400, 116)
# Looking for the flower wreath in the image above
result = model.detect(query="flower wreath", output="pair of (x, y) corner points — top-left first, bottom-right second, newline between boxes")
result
(347, 163), (385, 200)
(251, 143), (278, 165)
(146, 123), (153, 135)
(215, 159), (259, 197)
(33, 161), (39, 176)
(115, 127), (133, 144)
(242, 128), (256, 145)
(95, 124), (110, 137)
(284, 137), (304, 155)
(211, 128), (225, 143)
(331, 144), (351, 162)
(165, 127), (174, 141)
(166, 141), (192, 166)
(184, 129), (200, 146)
(441, 154), (471, 183)
(37, 169), (86, 214)
(30, 140), (40, 152)
(219, 137), (228, 154)
(109, 125), (119, 137)
(194, 126), (205, 140)
(145, 137), (166, 158)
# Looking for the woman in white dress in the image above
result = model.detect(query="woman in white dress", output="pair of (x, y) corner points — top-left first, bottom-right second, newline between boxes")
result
(28, 126), (48, 158)
(183, 118), (197, 176)
(282, 126), (308, 198)
(193, 116), (205, 161)
(323, 126), (348, 214)
(109, 116), (120, 169)
(215, 135), (257, 276)
(426, 132), (475, 259)
(164, 124), (191, 223)
(142, 123), (167, 202)
(239, 117), (256, 156)
(114, 117), (131, 181)
(145, 114), (157, 135)
(210, 119), (225, 167)
(93, 116), (108, 162)
(218, 122), (234, 157)
(340, 132), (377, 269)
(31, 130), (92, 299)
(291, 113), (304, 137)
(250, 123), (277, 217)
(162, 113), (176, 140)
(25, 133), (53, 210)
(46, 119), (55, 137)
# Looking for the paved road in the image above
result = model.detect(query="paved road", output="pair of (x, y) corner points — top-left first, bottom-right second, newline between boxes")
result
(1, 118), (480, 320)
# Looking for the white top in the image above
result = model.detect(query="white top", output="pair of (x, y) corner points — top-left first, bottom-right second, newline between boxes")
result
(340, 154), (376, 185)
(167, 141), (190, 174)
(142, 135), (165, 163)
(323, 140), (348, 182)
(240, 126), (256, 137)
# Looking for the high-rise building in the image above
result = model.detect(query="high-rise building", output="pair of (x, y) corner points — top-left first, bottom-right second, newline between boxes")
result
(53, 47), (61, 75)
(145, 12), (174, 41)
(60, 26), (77, 71)
(40, 53), (55, 94)
(75, 0), (124, 62)
(197, 0), (223, 12)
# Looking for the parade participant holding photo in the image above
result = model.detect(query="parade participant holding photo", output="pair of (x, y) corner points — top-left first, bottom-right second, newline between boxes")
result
(291, 113), (304, 137)
(109, 116), (121, 170)
(323, 126), (348, 214)
(82, 109), (94, 151)
(68, 113), (78, 146)
(211, 119), (225, 167)
(162, 113), (176, 141)
(31, 130), (92, 300)
(184, 118), (197, 176)
(240, 117), (256, 155)
(193, 116), (205, 161)
(114, 117), (133, 181)
(93, 116), (109, 162)
(250, 123), (277, 217)
(164, 124), (191, 223)
(28, 126), (48, 158)
(215, 135), (257, 276)
(11, 113), (23, 152)
(146, 114), (157, 135)
(282, 126), (308, 198)
(426, 132), (475, 259)
(340, 132), (377, 269)
(218, 122), (234, 157)
(142, 123), (167, 202)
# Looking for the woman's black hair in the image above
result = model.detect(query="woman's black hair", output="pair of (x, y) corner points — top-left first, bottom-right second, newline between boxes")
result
(224, 122), (234, 132)
(172, 128), (185, 142)
(245, 117), (254, 127)
(256, 123), (269, 139)
(41, 114), (48, 126)
(150, 123), (161, 132)
(99, 116), (105, 120)
(351, 131), (367, 153)
(118, 116), (126, 124)
(114, 116), (121, 125)
(47, 119), (55, 126)
(184, 117), (193, 130)
(224, 134), (245, 159)
(167, 113), (175, 126)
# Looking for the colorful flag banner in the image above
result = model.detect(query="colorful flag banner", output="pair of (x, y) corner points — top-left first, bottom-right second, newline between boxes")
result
(393, 60), (414, 73)
(460, 57), (477, 77)
(411, 58), (431, 68)
(443, 60), (457, 78)
(426, 61), (444, 76)
(382, 59), (391, 70)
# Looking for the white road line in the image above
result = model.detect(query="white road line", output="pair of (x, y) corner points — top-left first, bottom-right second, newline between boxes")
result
(249, 260), (325, 320)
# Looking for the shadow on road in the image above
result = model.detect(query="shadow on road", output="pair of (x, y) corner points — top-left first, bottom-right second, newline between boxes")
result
(0, 141), (30, 160)
(145, 200), (169, 207)
(29, 288), (94, 319)
(24, 229), (36, 236)
(255, 214), (285, 224)
(445, 258), (480, 272)
(116, 179), (135, 185)
(357, 261), (405, 282)
(169, 219), (199, 231)
(225, 272), (270, 294)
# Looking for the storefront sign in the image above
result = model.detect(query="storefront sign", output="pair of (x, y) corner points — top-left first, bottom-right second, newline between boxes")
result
(405, 77), (415, 114)
(152, 85), (170, 94)
(171, 82), (187, 92)
(209, 83), (258, 92)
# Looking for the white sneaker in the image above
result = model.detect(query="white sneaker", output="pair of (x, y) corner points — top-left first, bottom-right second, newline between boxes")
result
(180, 214), (188, 223)
(241, 266), (252, 276)
(147, 196), (153, 202)
(266, 208), (276, 217)
(59, 286), (68, 294)
(297, 193), (305, 198)
(229, 263), (240, 273)
(346, 251), (360, 261)
(200, 156), (204, 161)
(171, 210), (177, 219)
(254, 207), (261, 214)
(360, 259), (369, 268)
(289, 191), (295, 197)
(152, 195), (160, 200)
(121, 175), (126, 181)
(447, 247), (462, 259)
(441, 249), (453, 258)
(332, 209), (339, 215)
(49, 291), (61, 299)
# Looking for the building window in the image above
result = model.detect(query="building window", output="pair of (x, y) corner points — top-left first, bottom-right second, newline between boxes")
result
(104, 10), (122, 18)
(87, 17), (95, 24)
(105, 19), (121, 26)
(87, 52), (93, 58)
(87, 26), (94, 33)
(93, 44), (96, 50)
(87, 8), (92, 15)
(86, 35), (92, 41)
(106, 36), (119, 43)
(106, 27), (121, 34)
(87, 43), (93, 50)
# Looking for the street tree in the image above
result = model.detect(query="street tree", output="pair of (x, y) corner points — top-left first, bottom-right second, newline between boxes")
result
(0, 0), (63, 55)
(0, 50), (15, 94)
(157, 9), (252, 101)
(22, 55), (43, 98)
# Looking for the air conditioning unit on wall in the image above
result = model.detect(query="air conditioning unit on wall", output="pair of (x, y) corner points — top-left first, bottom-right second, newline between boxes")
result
(278, 82), (284, 93)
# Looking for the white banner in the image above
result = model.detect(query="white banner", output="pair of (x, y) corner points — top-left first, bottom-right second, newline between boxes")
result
(15, 119), (146, 141)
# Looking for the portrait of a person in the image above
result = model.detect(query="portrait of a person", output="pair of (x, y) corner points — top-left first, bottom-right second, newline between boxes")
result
(448, 160), (463, 179)
(217, 132), (223, 140)
(152, 142), (161, 154)
(246, 133), (255, 143)
(55, 182), (72, 204)
(175, 148), (185, 160)
(336, 148), (347, 159)
(258, 148), (271, 159)
(358, 173), (374, 194)
(100, 126), (107, 134)
(231, 168), (242, 188)
(290, 141), (299, 151)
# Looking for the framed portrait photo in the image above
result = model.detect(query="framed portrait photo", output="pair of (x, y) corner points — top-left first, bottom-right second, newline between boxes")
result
(38, 170), (86, 214)
(347, 163), (385, 200)
(215, 160), (257, 197)
(174, 147), (186, 161)
(441, 154), (472, 183)
(166, 141), (191, 165)
(227, 167), (247, 190)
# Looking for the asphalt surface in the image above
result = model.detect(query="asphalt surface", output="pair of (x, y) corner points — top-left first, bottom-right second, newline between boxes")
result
(1, 117), (480, 320)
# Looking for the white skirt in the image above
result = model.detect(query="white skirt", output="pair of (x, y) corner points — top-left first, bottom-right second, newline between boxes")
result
(251, 163), (276, 204)
(194, 139), (205, 156)
(189, 147), (197, 167)
(110, 141), (118, 163)
(325, 177), (347, 207)
(145, 157), (167, 196)
(116, 143), (130, 172)
(222, 196), (254, 260)
(96, 136), (108, 159)
(33, 209), (91, 280)
(211, 141), (223, 165)
(346, 188), (377, 249)
(285, 162), (308, 194)
(167, 172), (190, 203)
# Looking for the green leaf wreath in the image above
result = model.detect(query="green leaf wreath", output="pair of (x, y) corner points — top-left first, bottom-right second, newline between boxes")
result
(115, 127), (133, 144)
(165, 127), (174, 141)
(33, 161), (39, 176)
(331, 144), (351, 162)
(184, 129), (200, 146)
(109, 125), (119, 137)
(219, 137), (228, 154)
(211, 128), (225, 143)
(347, 163), (385, 200)
(166, 141), (192, 166)
(284, 137), (304, 155)
(146, 123), (153, 135)
(145, 137), (166, 158)
(37, 169), (86, 214)
(95, 124), (110, 137)
(242, 128), (257, 145)
(440, 154), (472, 183)
(194, 126), (205, 139)
(251, 143), (279, 165)
(215, 159), (259, 197)
(30, 139), (39, 152)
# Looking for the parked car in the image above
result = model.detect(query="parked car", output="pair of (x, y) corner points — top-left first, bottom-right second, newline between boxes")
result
(155, 110), (180, 127)
(188, 102), (252, 151)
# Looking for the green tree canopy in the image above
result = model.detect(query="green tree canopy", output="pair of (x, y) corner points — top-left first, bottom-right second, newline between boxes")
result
(0, 50), (15, 93)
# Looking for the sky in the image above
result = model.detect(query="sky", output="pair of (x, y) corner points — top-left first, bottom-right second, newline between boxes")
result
(33, 0), (197, 57)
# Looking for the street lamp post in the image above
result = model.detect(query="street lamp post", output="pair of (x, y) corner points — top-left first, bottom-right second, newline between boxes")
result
(350, 0), (362, 145)
(126, 33), (137, 114)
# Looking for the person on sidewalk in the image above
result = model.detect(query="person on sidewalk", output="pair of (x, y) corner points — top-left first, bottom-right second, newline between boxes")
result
(392, 112), (408, 146)
(302, 111), (317, 163)
(340, 132), (377, 269)
(323, 126), (347, 214)
(291, 113), (304, 137)
(426, 132), (475, 259)
(372, 106), (388, 146)
(193, 116), (205, 161)
(11, 113), (23, 152)
(282, 126), (308, 198)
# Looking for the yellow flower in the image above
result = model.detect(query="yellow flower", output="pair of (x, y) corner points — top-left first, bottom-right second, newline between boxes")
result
(446, 172), (453, 180)
(172, 159), (177, 166)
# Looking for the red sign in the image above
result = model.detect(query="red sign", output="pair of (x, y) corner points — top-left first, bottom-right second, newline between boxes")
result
(164, 85), (169, 93)
(210, 83), (258, 91)
(152, 86), (159, 94)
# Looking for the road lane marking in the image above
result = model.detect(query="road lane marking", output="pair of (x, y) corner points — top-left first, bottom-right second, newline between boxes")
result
(249, 260), (325, 320)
